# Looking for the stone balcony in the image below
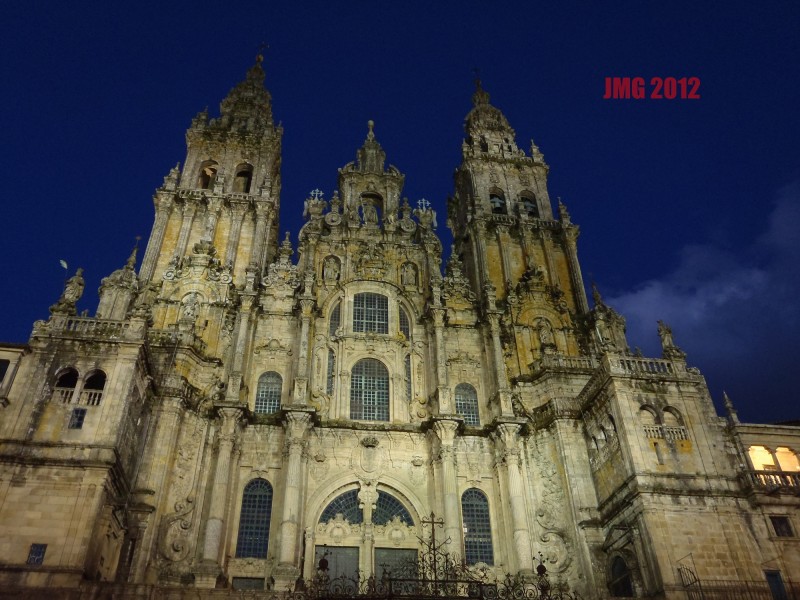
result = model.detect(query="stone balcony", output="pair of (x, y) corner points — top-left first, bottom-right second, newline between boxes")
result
(742, 469), (800, 494)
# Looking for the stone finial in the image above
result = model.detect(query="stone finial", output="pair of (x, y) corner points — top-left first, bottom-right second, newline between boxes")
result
(558, 198), (571, 224)
(591, 282), (604, 308)
(723, 390), (740, 424)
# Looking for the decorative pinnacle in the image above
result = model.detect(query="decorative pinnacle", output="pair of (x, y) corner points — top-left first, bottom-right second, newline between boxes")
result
(367, 119), (375, 140)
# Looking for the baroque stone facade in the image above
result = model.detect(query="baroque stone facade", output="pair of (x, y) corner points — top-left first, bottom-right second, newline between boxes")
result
(1, 58), (798, 599)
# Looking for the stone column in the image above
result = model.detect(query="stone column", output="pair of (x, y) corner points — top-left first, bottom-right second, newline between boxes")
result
(174, 200), (198, 259)
(139, 195), (173, 282)
(430, 299), (452, 412)
(275, 411), (313, 586)
(495, 423), (533, 573)
(495, 225), (512, 291)
(225, 293), (256, 403)
(484, 290), (513, 416)
(201, 197), (222, 243)
(201, 408), (242, 564)
(433, 420), (463, 554)
(292, 296), (315, 405)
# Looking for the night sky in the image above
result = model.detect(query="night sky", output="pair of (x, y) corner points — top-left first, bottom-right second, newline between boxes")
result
(2, 2), (798, 423)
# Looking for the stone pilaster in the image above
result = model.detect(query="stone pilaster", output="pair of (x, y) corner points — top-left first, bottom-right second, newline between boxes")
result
(139, 195), (173, 281)
(250, 204), (275, 270)
(433, 419), (463, 554)
(174, 201), (198, 260)
(274, 410), (313, 587)
(562, 225), (589, 314)
(224, 202), (247, 269)
(196, 407), (242, 585)
(495, 422), (533, 574)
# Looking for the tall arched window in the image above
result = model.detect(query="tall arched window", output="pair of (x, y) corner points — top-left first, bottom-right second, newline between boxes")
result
(520, 196), (539, 217)
(399, 306), (411, 339)
(353, 293), (389, 334)
(455, 383), (480, 426)
(329, 302), (341, 337)
(462, 489), (494, 565)
(81, 371), (106, 406)
(53, 368), (79, 403)
(489, 193), (506, 215)
(320, 490), (363, 524)
(609, 556), (634, 596)
(255, 372), (282, 414)
(350, 358), (389, 421)
(197, 160), (218, 189)
(233, 163), (253, 193)
(235, 479), (273, 558)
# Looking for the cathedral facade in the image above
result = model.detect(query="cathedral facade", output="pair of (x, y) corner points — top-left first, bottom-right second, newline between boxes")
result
(0, 59), (798, 599)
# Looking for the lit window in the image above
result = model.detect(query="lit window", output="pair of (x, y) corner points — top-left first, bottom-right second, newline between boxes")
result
(455, 383), (480, 426)
(353, 293), (388, 334)
(462, 489), (493, 565)
(235, 479), (273, 558)
(255, 372), (282, 414)
(26, 543), (47, 565)
(770, 516), (794, 537)
(68, 408), (87, 429)
(350, 359), (389, 421)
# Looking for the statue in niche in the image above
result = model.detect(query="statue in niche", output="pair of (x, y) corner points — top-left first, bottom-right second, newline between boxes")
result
(362, 202), (378, 225)
(538, 319), (555, 347)
(323, 256), (340, 283)
(401, 263), (417, 286)
(181, 292), (201, 321)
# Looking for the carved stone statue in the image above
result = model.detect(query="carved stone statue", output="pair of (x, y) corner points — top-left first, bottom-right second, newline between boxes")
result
(323, 256), (340, 283)
(657, 320), (674, 348)
(362, 202), (378, 225)
(62, 268), (85, 304)
(401, 263), (417, 286)
(182, 292), (201, 321)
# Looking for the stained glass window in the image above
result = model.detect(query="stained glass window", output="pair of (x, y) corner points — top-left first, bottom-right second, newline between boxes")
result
(350, 359), (389, 421)
(255, 372), (282, 414)
(353, 293), (388, 334)
(462, 489), (493, 565)
(235, 479), (273, 558)
(455, 383), (480, 426)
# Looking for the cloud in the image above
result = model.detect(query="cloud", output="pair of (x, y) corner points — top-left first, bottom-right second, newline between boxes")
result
(604, 181), (800, 423)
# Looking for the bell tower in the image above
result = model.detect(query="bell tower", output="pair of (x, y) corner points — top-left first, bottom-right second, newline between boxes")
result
(448, 81), (591, 377)
(138, 54), (283, 286)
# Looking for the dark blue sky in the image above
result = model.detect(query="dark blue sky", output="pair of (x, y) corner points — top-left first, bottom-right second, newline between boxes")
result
(1, 2), (798, 423)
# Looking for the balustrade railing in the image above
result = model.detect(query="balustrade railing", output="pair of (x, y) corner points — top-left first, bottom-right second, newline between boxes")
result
(56, 317), (127, 338)
(642, 424), (689, 441)
(745, 469), (800, 492)
(53, 387), (74, 404)
(612, 357), (678, 375)
(79, 390), (104, 406)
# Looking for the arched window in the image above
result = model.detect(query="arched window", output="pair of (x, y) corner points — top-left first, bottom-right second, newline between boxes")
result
(197, 160), (218, 189)
(233, 164), (253, 193)
(374, 491), (414, 526)
(327, 350), (336, 395)
(53, 368), (79, 403)
(489, 193), (506, 215)
(353, 293), (389, 334)
(399, 306), (411, 339)
(520, 196), (539, 218)
(235, 479), (273, 558)
(255, 372), (282, 414)
(609, 556), (634, 596)
(455, 383), (480, 426)
(320, 490), (362, 524)
(81, 371), (106, 406)
(350, 359), (389, 421)
(462, 489), (494, 565)
(329, 302), (341, 337)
